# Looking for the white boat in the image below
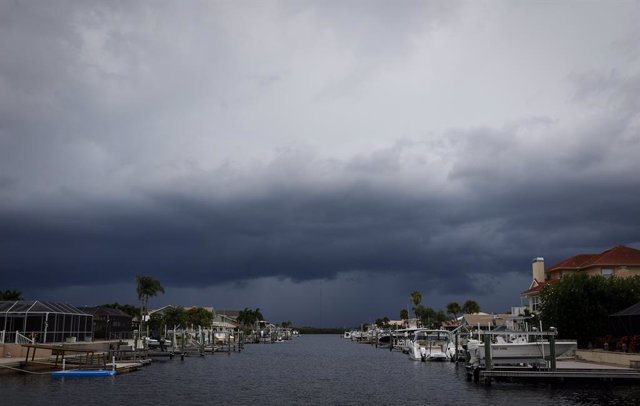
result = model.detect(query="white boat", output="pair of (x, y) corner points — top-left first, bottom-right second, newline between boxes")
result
(467, 336), (577, 366)
(343, 331), (352, 339)
(350, 331), (364, 342)
(408, 329), (455, 362)
(145, 337), (172, 349)
(389, 328), (418, 353)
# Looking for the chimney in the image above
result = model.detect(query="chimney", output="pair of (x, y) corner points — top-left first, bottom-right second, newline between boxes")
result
(532, 257), (545, 281)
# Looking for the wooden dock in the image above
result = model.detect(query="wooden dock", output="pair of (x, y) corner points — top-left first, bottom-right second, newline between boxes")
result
(22, 344), (107, 370)
(105, 360), (150, 373)
(5, 344), (152, 375)
(470, 360), (640, 385)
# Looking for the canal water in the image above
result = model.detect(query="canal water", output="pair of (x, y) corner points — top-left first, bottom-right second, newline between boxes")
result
(3, 335), (640, 405)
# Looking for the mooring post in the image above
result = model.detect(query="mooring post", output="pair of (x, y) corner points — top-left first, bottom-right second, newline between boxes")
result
(455, 333), (459, 363)
(549, 327), (557, 371)
(390, 330), (394, 352)
(181, 329), (185, 355)
(484, 333), (492, 371)
(172, 326), (176, 354)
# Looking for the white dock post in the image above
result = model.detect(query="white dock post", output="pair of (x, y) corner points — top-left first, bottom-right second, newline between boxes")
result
(549, 327), (557, 371)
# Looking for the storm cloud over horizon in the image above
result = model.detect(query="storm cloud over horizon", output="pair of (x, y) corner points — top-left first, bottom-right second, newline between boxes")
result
(2, 1), (640, 326)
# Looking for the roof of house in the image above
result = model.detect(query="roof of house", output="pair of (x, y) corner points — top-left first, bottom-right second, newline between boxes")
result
(78, 306), (132, 318)
(215, 310), (240, 318)
(440, 319), (460, 328)
(546, 245), (640, 273)
(520, 278), (559, 296)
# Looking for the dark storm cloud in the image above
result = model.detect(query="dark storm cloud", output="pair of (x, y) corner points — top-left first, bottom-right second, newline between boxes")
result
(3, 123), (640, 295)
(2, 0), (640, 322)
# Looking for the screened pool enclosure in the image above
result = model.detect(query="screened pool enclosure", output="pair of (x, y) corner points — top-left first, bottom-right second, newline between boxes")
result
(0, 301), (93, 344)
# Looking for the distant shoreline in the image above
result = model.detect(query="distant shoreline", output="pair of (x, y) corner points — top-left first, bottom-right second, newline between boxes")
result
(297, 327), (348, 335)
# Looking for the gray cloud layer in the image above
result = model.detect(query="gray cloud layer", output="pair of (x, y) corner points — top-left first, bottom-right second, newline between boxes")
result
(1, 0), (640, 324)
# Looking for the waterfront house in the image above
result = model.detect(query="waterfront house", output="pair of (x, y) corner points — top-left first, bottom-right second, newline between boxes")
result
(212, 313), (240, 330)
(521, 245), (640, 313)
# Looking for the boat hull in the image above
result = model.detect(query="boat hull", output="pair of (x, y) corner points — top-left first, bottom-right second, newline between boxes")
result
(470, 340), (577, 365)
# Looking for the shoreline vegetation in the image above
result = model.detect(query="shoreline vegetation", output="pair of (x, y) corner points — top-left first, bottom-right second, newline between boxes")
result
(297, 327), (345, 335)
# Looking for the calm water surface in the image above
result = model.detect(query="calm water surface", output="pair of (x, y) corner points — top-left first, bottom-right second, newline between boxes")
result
(3, 335), (640, 405)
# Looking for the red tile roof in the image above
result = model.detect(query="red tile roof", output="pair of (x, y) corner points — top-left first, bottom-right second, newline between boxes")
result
(520, 278), (558, 295)
(546, 245), (640, 274)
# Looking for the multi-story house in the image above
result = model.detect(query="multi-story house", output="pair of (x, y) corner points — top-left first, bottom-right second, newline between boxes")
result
(521, 245), (640, 313)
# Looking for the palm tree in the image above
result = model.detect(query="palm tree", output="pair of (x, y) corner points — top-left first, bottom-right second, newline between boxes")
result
(410, 291), (422, 306)
(237, 307), (263, 328)
(253, 308), (264, 323)
(400, 309), (409, 321)
(446, 302), (462, 320)
(410, 291), (422, 319)
(135, 275), (165, 343)
(0, 289), (23, 300)
(462, 299), (481, 314)
(136, 276), (165, 315)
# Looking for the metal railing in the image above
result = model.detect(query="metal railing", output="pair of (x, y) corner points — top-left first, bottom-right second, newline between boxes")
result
(15, 331), (34, 345)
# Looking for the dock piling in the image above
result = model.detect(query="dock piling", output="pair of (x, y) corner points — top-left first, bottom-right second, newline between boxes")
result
(549, 327), (557, 371)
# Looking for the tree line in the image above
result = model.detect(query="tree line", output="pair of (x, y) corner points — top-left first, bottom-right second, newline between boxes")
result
(540, 273), (640, 347)
(373, 291), (481, 329)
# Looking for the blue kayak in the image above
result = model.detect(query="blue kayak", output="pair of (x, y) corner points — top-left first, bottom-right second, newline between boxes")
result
(52, 369), (117, 378)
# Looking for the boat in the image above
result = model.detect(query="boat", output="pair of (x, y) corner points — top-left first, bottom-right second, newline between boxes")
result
(387, 328), (419, 353)
(52, 369), (117, 378)
(343, 331), (352, 339)
(466, 335), (577, 366)
(407, 329), (455, 362)
(146, 337), (172, 350)
(376, 331), (391, 347)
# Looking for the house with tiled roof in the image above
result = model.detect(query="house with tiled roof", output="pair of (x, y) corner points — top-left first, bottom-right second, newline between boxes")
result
(521, 245), (640, 313)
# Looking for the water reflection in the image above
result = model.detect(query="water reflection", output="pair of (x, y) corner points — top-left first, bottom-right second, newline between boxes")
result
(3, 335), (640, 405)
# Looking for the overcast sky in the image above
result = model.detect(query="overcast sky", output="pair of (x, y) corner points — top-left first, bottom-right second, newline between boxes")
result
(1, 0), (640, 327)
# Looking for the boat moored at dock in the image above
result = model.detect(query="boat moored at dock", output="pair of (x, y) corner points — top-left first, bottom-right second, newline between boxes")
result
(407, 329), (455, 362)
(466, 332), (577, 367)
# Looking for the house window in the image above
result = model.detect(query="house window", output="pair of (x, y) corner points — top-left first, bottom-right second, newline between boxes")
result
(601, 268), (614, 278)
(531, 296), (540, 312)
